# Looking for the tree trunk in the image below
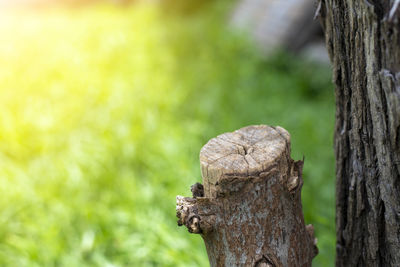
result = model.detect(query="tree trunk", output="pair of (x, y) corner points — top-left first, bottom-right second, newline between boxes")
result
(176, 125), (317, 266)
(318, 0), (400, 265)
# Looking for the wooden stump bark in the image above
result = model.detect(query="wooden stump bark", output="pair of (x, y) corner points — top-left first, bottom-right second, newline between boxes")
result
(176, 125), (317, 266)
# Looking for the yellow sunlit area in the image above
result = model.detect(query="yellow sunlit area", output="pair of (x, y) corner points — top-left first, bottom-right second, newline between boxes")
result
(0, 1), (335, 266)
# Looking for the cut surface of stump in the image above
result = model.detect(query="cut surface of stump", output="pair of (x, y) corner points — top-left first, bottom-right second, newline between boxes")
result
(200, 125), (290, 198)
(177, 125), (317, 266)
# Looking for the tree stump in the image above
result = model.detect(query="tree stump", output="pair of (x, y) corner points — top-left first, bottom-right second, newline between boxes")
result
(176, 125), (317, 266)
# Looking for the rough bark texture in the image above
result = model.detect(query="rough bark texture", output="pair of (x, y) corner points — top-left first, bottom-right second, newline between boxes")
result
(176, 125), (317, 266)
(318, 0), (400, 266)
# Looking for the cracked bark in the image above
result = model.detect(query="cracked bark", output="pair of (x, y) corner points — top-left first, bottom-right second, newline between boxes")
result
(319, 0), (400, 266)
(176, 125), (317, 266)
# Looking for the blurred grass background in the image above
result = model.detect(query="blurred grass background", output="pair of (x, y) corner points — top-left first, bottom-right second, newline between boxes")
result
(0, 1), (335, 266)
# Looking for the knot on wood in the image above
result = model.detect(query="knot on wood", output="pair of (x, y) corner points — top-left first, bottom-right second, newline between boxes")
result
(287, 159), (304, 193)
(306, 224), (319, 258)
(176, 196), (202, 233)
(191, 182), (204, 198)
(254, 255), (276, 267)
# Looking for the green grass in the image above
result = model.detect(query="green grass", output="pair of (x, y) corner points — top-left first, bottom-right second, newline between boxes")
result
(0, 3), (335, 266)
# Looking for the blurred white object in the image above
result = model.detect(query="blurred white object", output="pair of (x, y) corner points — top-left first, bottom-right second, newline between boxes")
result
(301, 41), (331, 64)
(231, 0), (328, 60)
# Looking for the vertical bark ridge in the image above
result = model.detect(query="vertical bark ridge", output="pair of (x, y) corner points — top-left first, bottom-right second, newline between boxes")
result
(320, 0), (400, 265)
